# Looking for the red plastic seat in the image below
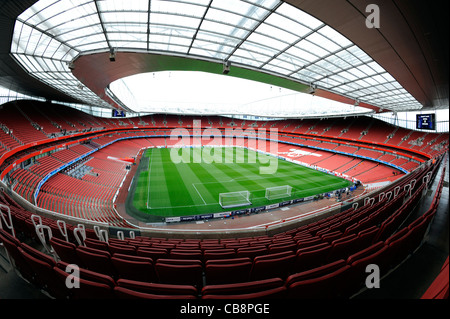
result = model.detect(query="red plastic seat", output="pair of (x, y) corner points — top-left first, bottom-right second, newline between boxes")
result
(117, 278), (198, 297)
(111, 255), (156, 282)
(50, 237), (82, 265)
(203, 249), (236, 261)
(76, 246), (116, 277)
(286, 265), (351, 298)
(155, 262), (203, 288)
(114, 286), (197, 299)
(18, 245), (66, 298)
(250, 253), (295, 280)
(236, 246), (268, 260)
(202, 277), (284, 296)
(202, 286), (287, 299)
(326, 234), (360, 263)
(286, 259), (347, 287)
(346, 242), (389, 290)
(0, 229), (34, 282)
(205, 259), (252, 285)
(108, 243), (136, 256)
(294, 244), (332, 272)
(169, 249), (203, 260)
(136, 247), (168, 260)
(54, 261), (115, 299)
(54, 267), (115, 299)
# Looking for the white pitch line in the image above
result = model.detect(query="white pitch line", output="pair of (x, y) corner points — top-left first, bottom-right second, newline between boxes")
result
(192, 183), (207, 205)
(147, 150), (154, 209)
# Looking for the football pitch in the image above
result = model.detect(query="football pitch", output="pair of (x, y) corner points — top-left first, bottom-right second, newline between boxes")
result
(128, 147), (353, 220)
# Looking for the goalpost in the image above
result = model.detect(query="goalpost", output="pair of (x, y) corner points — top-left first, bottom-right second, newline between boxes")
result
(265, 185), (292, 200)
(219, 191), (252, 209)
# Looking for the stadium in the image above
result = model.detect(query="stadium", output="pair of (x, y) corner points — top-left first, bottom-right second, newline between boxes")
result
(0, 0), (448, 305)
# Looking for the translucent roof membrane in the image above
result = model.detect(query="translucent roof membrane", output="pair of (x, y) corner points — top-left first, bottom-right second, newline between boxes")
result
(11, 0), (423, 116)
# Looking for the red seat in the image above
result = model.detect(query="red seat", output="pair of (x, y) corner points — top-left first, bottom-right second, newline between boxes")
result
(326, 234), (360, 263)
(406, 215), (433, 253)
(385, 229), (411, 268)
(236, 246), (268, 260)
(108, 243), (136, 256)
(294, 244), (332, 272)
(205, 259), (253, 285)
(111, 255), (156, 282)
(136, 247), (168, 260)
(0, 229), (34, 282)
(169, 249), (202, 260)
(320, 230), (343, 243)
(267, 241), (297, 254)
(356, 226), (379, 249)
(54, 261), (115, 299)
(286, 259), (347, 286)
(296, 237), (323, 249)
(18, 245), (66, 298)
(54, 267), (115, 299)
(202, 286), (287, 299)
(50, 237), (82, 265)
(203, 249), (236, 261)
(76, 246), (116, 277)
(155, 262), (203, 288)
(346, 241), (385, 265)
(114, 286), (197, 299)
(346, 242), (389, 290)
(286, 265), (351, 298)
(202, 277), (284, 296)
(250, 253), (295, 280)
(117, 278), (198, 297)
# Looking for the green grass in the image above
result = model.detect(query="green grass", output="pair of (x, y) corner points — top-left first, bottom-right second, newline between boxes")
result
(129, 147), (353, 219)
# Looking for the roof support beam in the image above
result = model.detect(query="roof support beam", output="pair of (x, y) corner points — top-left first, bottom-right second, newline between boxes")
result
(259, 26), (322, 70)
(187, 0), (213, 55)
(94, 0), (111, 50)
(147, 0), (152, 51)
(224, 1), (282, 62)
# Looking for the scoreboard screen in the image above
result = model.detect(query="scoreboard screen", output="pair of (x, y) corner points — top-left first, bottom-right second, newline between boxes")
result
(416, 114), (435, 130)
(112, 110), (126, 118)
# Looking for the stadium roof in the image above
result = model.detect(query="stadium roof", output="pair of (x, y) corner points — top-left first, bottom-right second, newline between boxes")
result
(0, 0), (448, 116)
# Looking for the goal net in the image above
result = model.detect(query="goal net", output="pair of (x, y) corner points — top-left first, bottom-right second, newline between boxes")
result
(265, 185), (293, 200)
(219, 191), (252, 209)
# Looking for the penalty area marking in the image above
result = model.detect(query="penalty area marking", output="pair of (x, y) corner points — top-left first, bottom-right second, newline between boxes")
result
(192, 183), (207, 205)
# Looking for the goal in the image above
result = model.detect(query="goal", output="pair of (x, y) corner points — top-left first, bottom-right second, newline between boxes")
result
(265, 185), (292, 200)
(219, 191), (252, 209)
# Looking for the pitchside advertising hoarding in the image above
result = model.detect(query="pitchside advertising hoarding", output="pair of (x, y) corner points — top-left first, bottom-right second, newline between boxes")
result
(164, 192), (346, 223)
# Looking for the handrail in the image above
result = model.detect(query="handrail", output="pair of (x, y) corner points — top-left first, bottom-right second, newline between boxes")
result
(394, 186), (400, 198)
(94, 225), (109, 242)
(35, 224), (54, 255)
(99, 229), (108, 242)
(364, 197), (375, 207)
(31, 214), (42, 229)
(57, 220), (69, 242)
(0, 203), (15, 238)
(385, 191), (392, 202)
(73, 224), (86, 246)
